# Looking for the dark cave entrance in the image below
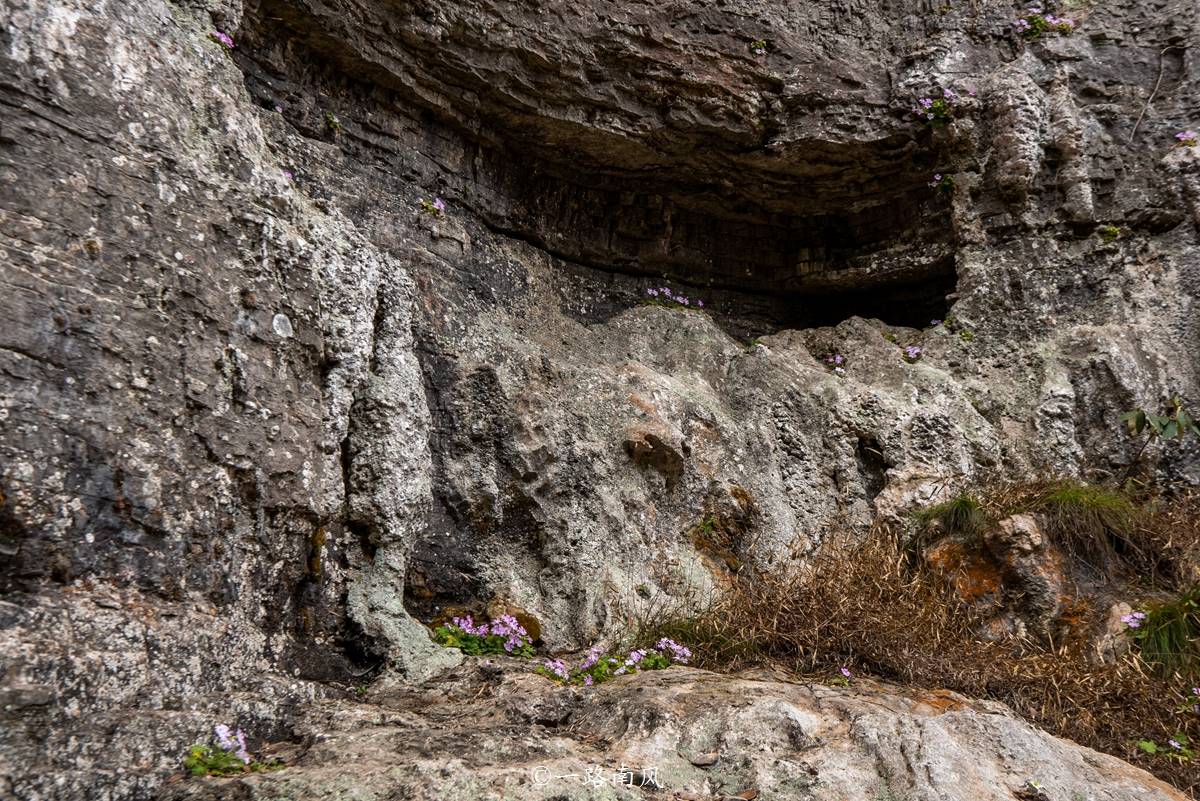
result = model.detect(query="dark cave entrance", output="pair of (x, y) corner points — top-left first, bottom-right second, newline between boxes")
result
(233, 0), (959, 340)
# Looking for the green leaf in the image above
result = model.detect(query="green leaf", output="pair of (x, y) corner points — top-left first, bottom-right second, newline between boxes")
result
(1137, 739), (1159, 754)
(1120, 409), (1147, 434)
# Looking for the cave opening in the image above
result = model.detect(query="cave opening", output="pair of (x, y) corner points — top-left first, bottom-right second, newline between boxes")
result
(234, 0), (959, 339)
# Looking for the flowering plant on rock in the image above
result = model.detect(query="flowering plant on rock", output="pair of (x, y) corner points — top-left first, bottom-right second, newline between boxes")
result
(912, 88), (958, 125)
(433, 614), (534, 656)
(1014, 7), (1075, 38)
(183, 724), (280, 776)
(536, 638), (692, 687)
(645, 286), (704, 310)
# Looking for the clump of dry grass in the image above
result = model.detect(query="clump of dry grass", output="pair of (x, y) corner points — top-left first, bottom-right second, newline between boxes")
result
(640, 520), (1200, 794)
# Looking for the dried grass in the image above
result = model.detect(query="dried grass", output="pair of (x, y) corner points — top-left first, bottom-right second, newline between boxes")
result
(640, 518), (1200, 795)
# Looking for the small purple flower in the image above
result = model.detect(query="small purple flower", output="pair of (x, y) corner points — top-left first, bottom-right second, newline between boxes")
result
(214, 724), (235, 751)
(432, 197), (446, 214)
(282, 170), (294, 180)
(833, 366), (845, 375)
(544, 658), (569, 681)
(647, 288), (659, 297)
(1178, 131), (1199, 146)
(584, 675), (594, 686)
(654, 638), (692, 664)
(840, 666), (852, 678)
(919, 97), (934, 110)
(211, 31), (235, 49)
(628, 648), (647, 664)
(905, 345), (922, 360)
(614, 666), (627, 676)
(930, 319), (942, 326)
(1121, 611), (1147, 629)
(697, 299), (704, 308)
(943, 88), (956, 100)
(580, 646), (603, 671)
(274, 104), (284, 113)
(1170, 739), (1183, 750)
(929, 173), (943, 188)
(1192, 687), (1200, 696)
(234, 729), (250, 764)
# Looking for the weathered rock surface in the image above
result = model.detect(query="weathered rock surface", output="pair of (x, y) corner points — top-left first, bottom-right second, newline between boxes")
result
(162, 661), (1186, 801)
(1, 0), (1199, 797)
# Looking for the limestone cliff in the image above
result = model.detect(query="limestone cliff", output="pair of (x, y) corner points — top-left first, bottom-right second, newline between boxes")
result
(1, 0), (1198, 798)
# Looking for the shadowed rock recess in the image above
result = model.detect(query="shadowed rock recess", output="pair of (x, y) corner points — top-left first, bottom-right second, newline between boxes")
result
(0, 0), (1198, 798)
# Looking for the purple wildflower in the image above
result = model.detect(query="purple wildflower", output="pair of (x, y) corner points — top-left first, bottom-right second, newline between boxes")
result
(1192, 687), (1200, 696)
(1178, 131), (1199, 146)
(432, 197), (446, 214)
(544, 658), (569, 681)
(584, 675), (594, 686)
(282, 170), (294, 180)
(930, 319), (942, 326)
(833, 366), (845, 375)
(1170, 739), (1183, 750)
(580, 646), (603, 671)
(929, 173), (943, 188)
(697, 299), (704, 308)
(655, 638), (692, 664)
(647, 288), (659, 297)
(452, 615), (487, 636)
(234, 729), (250, 764)
(905, 345), (922, 360)
(490, 614), (531, 652)
(211, 31), (235, 49)
(1121, 611), (1147, 629)
(214, 724), (235, 751)
(840, 666), (852, 679)
(943, 88), (956, 100)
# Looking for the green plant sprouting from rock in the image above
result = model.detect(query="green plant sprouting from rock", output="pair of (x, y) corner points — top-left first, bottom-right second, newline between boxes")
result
(1014, 7), (1076, 38)
(183, 725), (281, 777)
(536, 639), (692, 687)
(1121, 397), (1200, 480)
(433, 614), (534, 656)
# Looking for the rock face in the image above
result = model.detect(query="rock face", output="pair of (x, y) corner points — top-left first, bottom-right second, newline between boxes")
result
(0, 0), (1198, 798)
(162, 661), (1187, 801)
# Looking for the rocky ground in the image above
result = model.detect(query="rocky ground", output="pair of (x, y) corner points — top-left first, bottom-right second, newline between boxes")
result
(163, 660), (1187, 801)
(1, 0), (1199, 798)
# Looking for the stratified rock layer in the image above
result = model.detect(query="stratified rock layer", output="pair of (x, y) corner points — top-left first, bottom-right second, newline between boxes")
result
(1, 0), (1198, 798)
